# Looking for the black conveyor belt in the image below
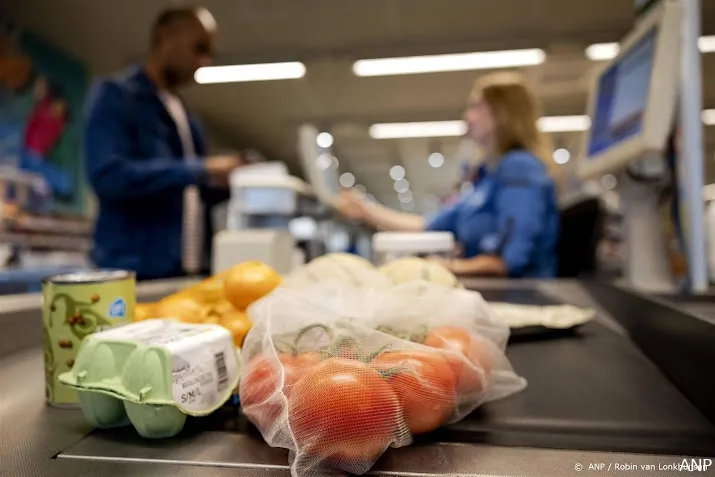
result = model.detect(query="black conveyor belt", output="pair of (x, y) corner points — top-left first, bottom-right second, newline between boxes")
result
(433, 287), (715, 456)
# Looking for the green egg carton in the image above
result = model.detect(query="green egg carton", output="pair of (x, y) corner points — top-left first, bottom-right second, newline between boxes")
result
(59, 319), (240, 439)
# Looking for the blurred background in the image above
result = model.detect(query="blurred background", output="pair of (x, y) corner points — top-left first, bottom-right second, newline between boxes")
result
(0, 0), (713, 290)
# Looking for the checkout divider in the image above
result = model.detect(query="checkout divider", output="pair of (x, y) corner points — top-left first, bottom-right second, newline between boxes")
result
(1, 277), (715, 477)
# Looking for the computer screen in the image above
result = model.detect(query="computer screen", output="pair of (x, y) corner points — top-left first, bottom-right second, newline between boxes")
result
(587, 27), (658, 158)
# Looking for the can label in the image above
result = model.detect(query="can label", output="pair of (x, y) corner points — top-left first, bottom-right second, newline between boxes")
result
(42, 271), (135, 406)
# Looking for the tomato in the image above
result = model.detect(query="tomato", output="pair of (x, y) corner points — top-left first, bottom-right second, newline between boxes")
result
(240, 352), (320, 429)
(288, 358), (400, 468)
(423, 326), (493, 398)
(373, 350), (456, 434)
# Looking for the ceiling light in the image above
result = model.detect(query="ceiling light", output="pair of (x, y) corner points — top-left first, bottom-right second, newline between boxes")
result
(389, 165), (406, 181)
(428, 152), (445, 168)
(317, 132), (334, 148)
(370, 121), (467, 139)
(355, 184), (367, 195)
(703, 109), (715, 126)
(401, 201), (415, 211)
(331, 156), (339, 169)
(394, 179), (410, 193)
(339, 172), (356, 188)
(398, 190), (414, 203)
(538, 116), (591, 133)
(601, 174), (618, 191)
(553, 148), (571, 165)
(195, 62), (306, 83)
(699, 35), (715, 53)
(316, 153), (333, 170)
(371, 116), (591, 138)
(585, 43), (620, 61)
(586, 35), (715, 61)
(353, 49), (546, 77)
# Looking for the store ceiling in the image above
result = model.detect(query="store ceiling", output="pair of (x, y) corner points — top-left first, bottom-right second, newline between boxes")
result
(3, 0), (715, 210)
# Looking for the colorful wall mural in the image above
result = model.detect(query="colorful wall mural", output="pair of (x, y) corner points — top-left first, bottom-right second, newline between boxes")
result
(0, 22), (89, 215)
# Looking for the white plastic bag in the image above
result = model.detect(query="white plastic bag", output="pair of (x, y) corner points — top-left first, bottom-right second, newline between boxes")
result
(240, 281), (526, 477)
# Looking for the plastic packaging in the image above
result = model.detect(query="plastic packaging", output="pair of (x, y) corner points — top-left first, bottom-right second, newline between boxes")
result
(59, 319), (240, 438)
(240, 281), (526, 477)
(378, 256), (462, 288)
(281, 252), (391, 289)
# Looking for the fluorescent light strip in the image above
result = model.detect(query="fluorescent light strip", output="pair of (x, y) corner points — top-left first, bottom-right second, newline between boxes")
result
(371, 111), (715, 139)
(353, 49), (545, 77)
(703, 109), (715, 126)
(586, 35), (715, 61)
(369, 121), (467, 139)
(195, 62), (306, 84)
(538, 115), (591, 133)
(369, 116), (591, 139)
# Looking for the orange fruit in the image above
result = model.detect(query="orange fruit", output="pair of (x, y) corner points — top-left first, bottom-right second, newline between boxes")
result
(133, 303), (157, 322)
(155, 294), (206, 324)
(223, 261), (281, 310)
(219, 310), (252, 347)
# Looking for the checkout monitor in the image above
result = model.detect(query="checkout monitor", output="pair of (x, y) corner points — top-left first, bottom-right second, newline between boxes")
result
(577, 0), (682, 179)
(298, 124), (340, 205)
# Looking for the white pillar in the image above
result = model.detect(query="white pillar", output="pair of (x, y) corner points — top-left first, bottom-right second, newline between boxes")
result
(679, 0), (708, 292)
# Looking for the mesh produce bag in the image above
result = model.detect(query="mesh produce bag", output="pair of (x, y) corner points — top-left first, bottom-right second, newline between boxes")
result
(240, 281), (527, 477)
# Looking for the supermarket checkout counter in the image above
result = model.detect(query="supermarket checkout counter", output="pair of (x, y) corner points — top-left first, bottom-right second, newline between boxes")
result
(1, 279), (715, 477)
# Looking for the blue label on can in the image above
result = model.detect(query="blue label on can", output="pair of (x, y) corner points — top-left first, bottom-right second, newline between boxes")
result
(108, 298), (127, 318)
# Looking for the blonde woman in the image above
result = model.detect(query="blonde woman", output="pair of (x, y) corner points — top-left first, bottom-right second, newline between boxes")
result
(335, 72), (560, 278)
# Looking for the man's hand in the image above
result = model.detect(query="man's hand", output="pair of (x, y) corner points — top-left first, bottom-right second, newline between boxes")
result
(204, 155), (243, 187)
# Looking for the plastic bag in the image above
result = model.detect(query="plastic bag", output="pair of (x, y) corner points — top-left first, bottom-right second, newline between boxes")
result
(240, 281), (527, 477)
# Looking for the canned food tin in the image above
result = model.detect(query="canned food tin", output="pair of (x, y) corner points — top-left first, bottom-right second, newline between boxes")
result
(42, 270), (135, 407)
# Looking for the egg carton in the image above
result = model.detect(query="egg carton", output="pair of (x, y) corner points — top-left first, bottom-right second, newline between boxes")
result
(59, 319), (240, 439)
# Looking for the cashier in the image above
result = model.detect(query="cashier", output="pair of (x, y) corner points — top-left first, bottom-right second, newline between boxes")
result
(83, 6), (242, 280)
(335, 72), (560, 278)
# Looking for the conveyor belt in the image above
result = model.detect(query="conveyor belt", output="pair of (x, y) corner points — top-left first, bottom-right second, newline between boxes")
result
(441, 286), (715, 456)
(2, 279), (715, 477)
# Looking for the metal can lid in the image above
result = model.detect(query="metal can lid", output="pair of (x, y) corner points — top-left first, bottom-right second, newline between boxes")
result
(43, 269), (135, 284)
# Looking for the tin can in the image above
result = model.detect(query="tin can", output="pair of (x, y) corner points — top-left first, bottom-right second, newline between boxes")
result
(42, 270), (135, 407)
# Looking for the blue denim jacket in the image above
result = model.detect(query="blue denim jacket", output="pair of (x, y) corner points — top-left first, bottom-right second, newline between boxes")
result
(426, 150), (559, 278)
(83, 66), (227, 279)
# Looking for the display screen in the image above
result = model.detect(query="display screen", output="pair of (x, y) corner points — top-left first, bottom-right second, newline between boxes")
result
(587, 27), (658, 157)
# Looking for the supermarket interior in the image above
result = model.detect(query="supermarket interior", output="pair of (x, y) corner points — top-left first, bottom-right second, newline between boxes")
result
(1, 0), (715, 476)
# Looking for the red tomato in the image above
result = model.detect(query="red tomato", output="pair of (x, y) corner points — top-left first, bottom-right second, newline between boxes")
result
(423, 326), (493, 398)
(373, 350), (456, 434)
(240, 352), (320, 429)
(288, 358), (400, 469)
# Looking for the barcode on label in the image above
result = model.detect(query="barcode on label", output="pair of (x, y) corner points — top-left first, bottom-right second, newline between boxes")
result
(214, 351), (228, 392)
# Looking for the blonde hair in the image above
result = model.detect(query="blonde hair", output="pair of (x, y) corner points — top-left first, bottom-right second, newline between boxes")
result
(470, 72), (562, 188)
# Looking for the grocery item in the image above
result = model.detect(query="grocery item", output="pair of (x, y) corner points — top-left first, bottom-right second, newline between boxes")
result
(59, 319), (240, 438)
(134, 303), (157, 322)
(241, 281), (525, 477)
(42, 270), (135, 407)
(282, 252), (388, 289)
(133, 261), (280, 348)
(378, 256), (461, 288)
(224, 260), (282, 310)
(218, 310), (252, 347)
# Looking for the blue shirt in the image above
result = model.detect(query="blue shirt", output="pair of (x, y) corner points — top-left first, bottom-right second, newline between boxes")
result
(426, 150), (559, 278)
(83, 66), (227, 279)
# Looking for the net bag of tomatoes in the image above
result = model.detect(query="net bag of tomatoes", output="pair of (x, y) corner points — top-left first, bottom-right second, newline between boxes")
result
(240, 281), (526, 477)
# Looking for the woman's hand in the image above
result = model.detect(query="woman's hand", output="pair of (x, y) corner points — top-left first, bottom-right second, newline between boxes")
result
(428, 254), (507, 277)
(333, 189), (368, 220)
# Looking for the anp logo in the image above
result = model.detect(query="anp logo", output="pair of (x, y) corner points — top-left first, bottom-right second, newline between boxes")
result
(108, 298), (127, 319)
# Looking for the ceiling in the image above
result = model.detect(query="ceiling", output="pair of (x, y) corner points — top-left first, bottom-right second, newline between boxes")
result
(3, 0), (715, 210)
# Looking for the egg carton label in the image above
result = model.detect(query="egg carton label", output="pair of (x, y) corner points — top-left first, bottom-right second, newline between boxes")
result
(92, 320), (239, 413)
